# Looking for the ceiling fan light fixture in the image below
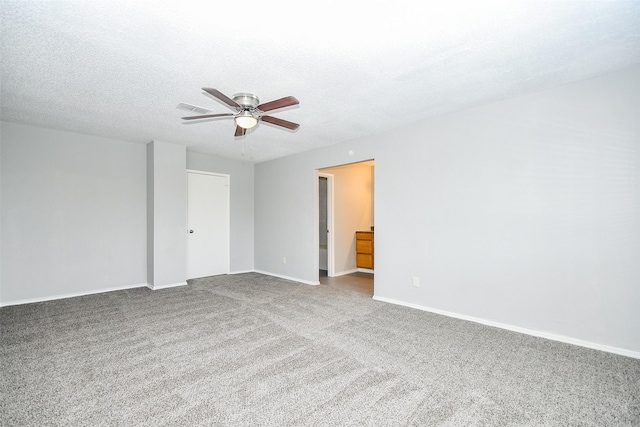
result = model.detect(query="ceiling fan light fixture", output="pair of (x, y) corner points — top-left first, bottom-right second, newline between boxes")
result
(235, 111), (258, 129)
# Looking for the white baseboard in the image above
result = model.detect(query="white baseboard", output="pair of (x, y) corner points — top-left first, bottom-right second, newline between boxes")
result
(0, 282), (148, 307)
(357, 268), (375, 274)
(332, 269), (358, 277)
(147, 281), (187, 290)
(229, 270), (255, 275)
(372, 295), (640, 360)
(254, 270), (319, 286)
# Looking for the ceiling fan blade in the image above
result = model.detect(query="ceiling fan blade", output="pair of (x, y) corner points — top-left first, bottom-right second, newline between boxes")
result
(182, 113), (234, 120)
(234, 125), (246, 137)
(261, 115), (300, 130)
(203, 88), (241, 110)
(257, 96), (299, 112)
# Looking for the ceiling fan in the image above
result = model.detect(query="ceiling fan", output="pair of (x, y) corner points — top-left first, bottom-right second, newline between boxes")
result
(181, 88), (300, 137)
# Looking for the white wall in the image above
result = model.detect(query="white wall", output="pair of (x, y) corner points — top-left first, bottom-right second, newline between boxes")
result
(321, 163), (374, 274)
(146, 143), (155, 285)
(254, 66), (640, 355)
(0, 129), (3, 297)
(147, 141), (187, 288)
(186, 151), (254, 273)
(0, 123), (256, 303)
(0, 122), (147, 304)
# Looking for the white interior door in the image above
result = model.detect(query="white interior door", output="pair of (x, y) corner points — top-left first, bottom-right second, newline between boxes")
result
(187, 171), (230, 279)
(319, 172), (334, 277)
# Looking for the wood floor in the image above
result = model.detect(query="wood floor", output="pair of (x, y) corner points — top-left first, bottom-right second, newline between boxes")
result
(319, 270), (373, 295)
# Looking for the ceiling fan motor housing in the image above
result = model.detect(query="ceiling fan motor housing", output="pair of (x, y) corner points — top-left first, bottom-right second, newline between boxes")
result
(233, 93), (260, 110)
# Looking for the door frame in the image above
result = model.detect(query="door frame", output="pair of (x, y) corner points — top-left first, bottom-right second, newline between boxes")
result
(186, 169), (231, 279)
(318, 172), (335, 277)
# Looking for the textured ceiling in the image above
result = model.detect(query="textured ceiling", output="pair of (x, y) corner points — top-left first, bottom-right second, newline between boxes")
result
(2, 1), (639, 163)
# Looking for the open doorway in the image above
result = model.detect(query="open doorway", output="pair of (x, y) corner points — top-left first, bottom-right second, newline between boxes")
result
(317, 160), (374, 295)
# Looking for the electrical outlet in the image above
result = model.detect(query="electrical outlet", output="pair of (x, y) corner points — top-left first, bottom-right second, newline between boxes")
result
(412, 276), (420, 288)
(282, 257), (287, 264)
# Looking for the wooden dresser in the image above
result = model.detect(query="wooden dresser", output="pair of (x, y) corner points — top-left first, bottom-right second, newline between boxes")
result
(355, 231), (374, 270)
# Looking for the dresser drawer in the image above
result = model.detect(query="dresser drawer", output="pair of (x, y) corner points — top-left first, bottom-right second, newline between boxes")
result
(356, 253), (374, 269)
(355, 231), (374, 269)
(355, 232), (373, 241)
(356, 239), (373, 253)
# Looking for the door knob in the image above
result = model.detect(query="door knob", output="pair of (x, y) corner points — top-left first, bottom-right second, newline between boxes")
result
(189, 230), (194, 234)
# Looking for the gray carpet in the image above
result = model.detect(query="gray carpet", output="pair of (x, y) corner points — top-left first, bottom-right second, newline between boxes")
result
(1, 273), (639, 426)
